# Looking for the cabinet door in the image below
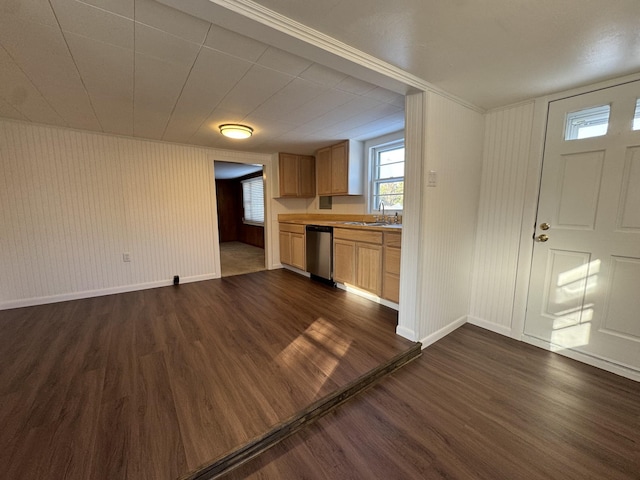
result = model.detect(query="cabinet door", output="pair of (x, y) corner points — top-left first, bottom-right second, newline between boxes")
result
(290, 232), (306, 270)
(279, 231), (291, 265)
(384, 246), (401, 275)
(316, 147), (332, 195)
(331, 141), (348, 194)
(383, 246), (401, 302)
(334, 239), (356, 285)
(279, 153), (299, 197)
(298, 155), (316, 197)
(356, 243), (382, 295)
(383, 273), (400, 303)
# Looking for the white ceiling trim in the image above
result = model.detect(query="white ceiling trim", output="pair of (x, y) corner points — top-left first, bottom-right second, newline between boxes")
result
(157, 0), (484, 113)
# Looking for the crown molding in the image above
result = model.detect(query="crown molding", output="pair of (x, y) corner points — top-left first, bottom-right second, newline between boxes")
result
(210, 0), (427, 90)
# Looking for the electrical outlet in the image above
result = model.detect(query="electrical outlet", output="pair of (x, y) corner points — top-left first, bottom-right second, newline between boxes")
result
(123, 252), (131, 262)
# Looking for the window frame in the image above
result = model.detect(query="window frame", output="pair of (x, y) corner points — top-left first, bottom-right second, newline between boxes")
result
(241, 175), (265, 226)
(365, 131), (405, 214)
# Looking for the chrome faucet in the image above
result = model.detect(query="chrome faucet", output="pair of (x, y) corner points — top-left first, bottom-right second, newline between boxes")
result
(379, 200), (386, 223)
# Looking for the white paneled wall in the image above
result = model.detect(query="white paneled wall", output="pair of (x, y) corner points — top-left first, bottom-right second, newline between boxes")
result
(468, 102), (535, 335)
(0, 119), (270, 308)
(414, 92), (485, 344)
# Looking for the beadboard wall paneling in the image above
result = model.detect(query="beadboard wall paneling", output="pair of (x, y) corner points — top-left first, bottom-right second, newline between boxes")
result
(397, 92), (425, 341)
(417, 91), (485, 344)
(121, 139), (217, 286)
(0, 120), (271, 308)
(1, 123), (128, 301)
(468, 103), (535, 335)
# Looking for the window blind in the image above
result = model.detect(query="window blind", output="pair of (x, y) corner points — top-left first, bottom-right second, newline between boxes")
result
(241, 177), (264, 225)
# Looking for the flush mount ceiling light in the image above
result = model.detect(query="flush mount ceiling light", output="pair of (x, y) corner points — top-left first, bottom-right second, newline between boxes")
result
(219, 124), (253, 139)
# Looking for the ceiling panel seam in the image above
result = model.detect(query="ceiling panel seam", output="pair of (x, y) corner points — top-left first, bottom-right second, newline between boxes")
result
(161, 23), (214, 140)
(47, 0), (104, 131)
(206, 0), (484, 113)
(0, 44), (67, 127)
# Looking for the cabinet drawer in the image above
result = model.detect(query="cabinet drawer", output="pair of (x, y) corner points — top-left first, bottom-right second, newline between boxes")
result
(279, 223), (305, 234)
(384, 232), (402, 248)
(334, 228), (382, 244)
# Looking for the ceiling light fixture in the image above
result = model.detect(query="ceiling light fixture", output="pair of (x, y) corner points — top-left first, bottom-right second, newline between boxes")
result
(219, 124), (253, 139)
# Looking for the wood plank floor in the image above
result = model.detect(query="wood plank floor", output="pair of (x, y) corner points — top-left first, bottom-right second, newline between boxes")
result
(0, 269), (416, 480)
(224, 324), (640, 480)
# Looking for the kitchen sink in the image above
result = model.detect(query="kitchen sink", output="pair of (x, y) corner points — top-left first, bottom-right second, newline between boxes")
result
(341, 221), (389, 226)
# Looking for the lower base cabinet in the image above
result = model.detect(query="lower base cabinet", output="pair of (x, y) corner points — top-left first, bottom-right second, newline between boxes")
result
(382, 232), (402, 303)
(333, 228), (382, 296)
(279, 223), (305, 270)
(334, 239), (356, 285)
(334, 228), (401, 302)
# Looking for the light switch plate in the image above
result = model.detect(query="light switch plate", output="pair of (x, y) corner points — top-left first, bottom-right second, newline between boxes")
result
(427, 170), (437, 187)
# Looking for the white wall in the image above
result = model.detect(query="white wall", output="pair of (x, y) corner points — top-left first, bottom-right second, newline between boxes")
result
(0, 119), (272, 309)
(398, 91), (485, 345)
(418, 91), (485, 343)
(468, 102), (536, 336)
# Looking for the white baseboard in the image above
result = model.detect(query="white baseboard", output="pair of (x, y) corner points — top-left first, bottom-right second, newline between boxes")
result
(420, 315), (468, 348)
(396, 325), (417, 342)
(523, 335), (640, 382)
(0, 273), (219, 310)
(466, 315), (513, 337)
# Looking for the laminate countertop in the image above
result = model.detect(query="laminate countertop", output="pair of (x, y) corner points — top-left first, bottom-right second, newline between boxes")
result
(278, 215), (402, 233)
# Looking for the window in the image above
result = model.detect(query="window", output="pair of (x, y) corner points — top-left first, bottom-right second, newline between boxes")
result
(370, 138), (405, 213)
(565, 105), (610, 140)
(241, 176), (264, 225)
(633, 99), (640, 130)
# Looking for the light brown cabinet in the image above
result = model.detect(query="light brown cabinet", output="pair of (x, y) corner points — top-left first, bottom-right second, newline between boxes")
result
(334, 238), (356, 285)
(316, 140), (363, 196)
(382, 231), (402, 303)
(333, 228), (382, 296)
(279, 223), (305, 270)
(279, 153), (315, 198)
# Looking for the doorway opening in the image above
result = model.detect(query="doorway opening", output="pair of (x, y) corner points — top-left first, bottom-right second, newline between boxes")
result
(214, 161), (266, 277)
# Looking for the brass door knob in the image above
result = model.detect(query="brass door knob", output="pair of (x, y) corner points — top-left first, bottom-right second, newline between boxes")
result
(540, 222), (550, 230)
(537, 234), (549, 242)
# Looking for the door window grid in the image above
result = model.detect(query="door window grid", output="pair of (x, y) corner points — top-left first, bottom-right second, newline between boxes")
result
(565, 99), (640, 139)
(565, 105), (610, 140)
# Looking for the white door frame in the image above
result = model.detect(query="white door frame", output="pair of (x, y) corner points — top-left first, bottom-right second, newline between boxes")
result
(511, 72), (640, 381)
(208, 151), (274, 278)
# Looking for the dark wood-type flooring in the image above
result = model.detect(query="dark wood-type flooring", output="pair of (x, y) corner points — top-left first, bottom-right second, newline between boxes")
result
(0, 269), (416, 480)
(225, 324), (640, 480)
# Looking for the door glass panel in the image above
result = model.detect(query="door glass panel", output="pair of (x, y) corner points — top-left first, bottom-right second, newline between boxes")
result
(633, 99), (640, 130)
(565, 105), (610, 140)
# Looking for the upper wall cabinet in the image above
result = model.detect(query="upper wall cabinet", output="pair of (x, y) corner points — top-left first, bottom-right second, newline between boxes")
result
(316, 140), (364, 196)
(278, 153), (316, 198)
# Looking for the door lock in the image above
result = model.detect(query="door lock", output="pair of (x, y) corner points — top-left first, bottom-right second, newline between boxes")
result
(539, 222), (550, 230)
(536, 234), (549, 242)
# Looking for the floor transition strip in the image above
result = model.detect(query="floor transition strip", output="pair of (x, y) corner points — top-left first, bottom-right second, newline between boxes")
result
(180, 341), (422, 480)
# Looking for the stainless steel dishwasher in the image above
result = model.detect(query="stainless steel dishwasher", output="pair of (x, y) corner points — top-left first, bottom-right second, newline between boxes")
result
(305, 225), (334, 284)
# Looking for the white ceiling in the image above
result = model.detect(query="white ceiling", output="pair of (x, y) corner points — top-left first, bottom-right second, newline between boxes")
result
(214, 160), (262, 179)
(0, 0), (405, 155)
(1, 0), (639, 155)
(248, 0), (640, 109)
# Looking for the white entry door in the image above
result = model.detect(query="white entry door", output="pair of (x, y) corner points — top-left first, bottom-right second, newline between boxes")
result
(524, 80), (640, 373)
